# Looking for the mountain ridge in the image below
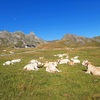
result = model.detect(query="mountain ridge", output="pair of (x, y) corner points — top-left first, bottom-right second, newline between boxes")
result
(37, 34), (100, 49)
(0, 31), (100, 48)
(0, 31), (46, 48)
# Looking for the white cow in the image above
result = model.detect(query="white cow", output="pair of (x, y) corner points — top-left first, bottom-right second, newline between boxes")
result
(23, 63), (38, 71)
(11, 59), (21, 64)
(82, 60), (100, 76)
(58, 58), (70, 64)
(54, 53), (68, 58)
(39, 57), (44, 59)
(29, 59), (43, 68)
(9, 51), (14, 54)
(73, 56), (79, 59)
(44, 61), (58, 67)
(71, 58), (80, 64)
(3, 61), (11, 66)
(45, 62), (61, 73)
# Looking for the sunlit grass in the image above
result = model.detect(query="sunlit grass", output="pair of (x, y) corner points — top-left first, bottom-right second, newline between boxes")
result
(0, 47), (100, 100)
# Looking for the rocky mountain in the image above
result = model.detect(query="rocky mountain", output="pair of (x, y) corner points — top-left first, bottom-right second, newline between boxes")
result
(0, 31), (46, 48)
(0, 31), (100, 48)
(93, 36), (100, 42)
(61, 34), (100, 47)
(38, 34), (100, 49)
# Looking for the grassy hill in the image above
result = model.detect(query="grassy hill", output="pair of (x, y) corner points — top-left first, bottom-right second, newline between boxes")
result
(37, 40), (100, 50)
(0, 46), (100, 100)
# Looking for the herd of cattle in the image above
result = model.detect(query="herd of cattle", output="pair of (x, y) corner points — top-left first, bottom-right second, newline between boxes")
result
(2, 53), (100, 76)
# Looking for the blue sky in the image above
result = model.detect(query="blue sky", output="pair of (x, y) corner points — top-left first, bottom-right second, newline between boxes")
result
(0, 0), (100, 40)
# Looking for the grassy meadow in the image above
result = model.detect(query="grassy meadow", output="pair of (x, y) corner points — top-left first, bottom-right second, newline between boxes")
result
(0, 47), (100, 100)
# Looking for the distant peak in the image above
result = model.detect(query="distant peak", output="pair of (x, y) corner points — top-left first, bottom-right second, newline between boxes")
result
(64, 33), (80, 37)
(62, 33), (87, 39)
(29, 32), (35, 35)
(62, 34), (77, 39)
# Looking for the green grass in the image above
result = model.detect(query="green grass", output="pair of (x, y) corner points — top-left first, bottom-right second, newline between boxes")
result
(0, 47), (100, 100)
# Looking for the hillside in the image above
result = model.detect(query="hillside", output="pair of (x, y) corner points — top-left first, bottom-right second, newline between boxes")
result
(61, 34), (100, 47)
(93, 36), (100, 42)
(0, 31), (100, 48)
(38, 34), (100, 49)
(0, 31), (46, 48)
(0, 45), (100, 100)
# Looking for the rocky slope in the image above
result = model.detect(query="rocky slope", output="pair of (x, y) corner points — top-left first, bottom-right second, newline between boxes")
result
(0, 31), (46, 48)
(0, 31), (100, 48)
(38, 34), (100, 49)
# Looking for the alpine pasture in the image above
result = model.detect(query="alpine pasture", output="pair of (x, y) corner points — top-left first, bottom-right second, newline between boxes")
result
(0, 47), (100, 100)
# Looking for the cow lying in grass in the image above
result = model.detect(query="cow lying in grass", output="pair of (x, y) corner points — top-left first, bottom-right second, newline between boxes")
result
(11, 59), (21, 64)
(82, 60), (100, 76)
(58, 58), (70, 64)
(3, 61), (11, 65)
(71, 58), (80, 64)
(23, 59), (43, 71)
(23, 63), (39, 71)
(3, 59), (21, 65)
(45, 61), (61, 73)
